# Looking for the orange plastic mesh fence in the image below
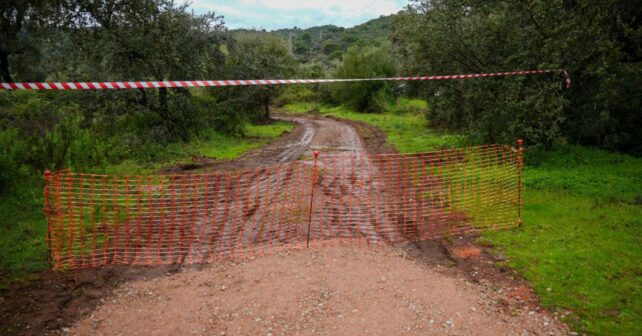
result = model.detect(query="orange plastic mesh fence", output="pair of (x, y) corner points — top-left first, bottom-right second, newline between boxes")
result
(44, 144), (523, 270)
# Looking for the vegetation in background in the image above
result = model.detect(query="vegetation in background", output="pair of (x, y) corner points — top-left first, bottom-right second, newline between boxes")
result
(270, 15), (395, 66)
(393, 0), (641, 153)
(0, 1), (298, 192)
(221, 31), (298, 121)
(331, 43), (397, 112)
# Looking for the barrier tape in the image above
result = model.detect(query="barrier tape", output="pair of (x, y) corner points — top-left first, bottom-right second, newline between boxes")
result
(1, 69), (570, 90)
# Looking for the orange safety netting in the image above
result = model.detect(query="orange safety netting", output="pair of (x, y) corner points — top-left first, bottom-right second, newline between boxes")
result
(44, 144), (523, 270)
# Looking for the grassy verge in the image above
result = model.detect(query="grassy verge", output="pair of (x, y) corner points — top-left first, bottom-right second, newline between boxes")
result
(104, 122), (294, 174)
(0, 121), (293, 285)
(0, 182), (48, 286)
(483, 147), (642, 335)
(283, 102), (642, 335)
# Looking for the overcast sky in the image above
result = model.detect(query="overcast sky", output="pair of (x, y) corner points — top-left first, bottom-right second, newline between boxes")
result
(188, 0), (408, 30)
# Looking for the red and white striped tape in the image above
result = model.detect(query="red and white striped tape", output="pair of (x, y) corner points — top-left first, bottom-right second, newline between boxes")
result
(0, 69), (570, 90)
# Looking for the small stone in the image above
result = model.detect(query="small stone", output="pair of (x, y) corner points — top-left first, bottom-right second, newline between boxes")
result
(62, 327), (70, 332)
(221, 285), (227, 291)
(470, 307), (477, 312)
(546, 287), (552, 292)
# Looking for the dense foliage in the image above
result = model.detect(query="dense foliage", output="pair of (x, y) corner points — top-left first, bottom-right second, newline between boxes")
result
(331, 43), (397, 112)
(393, 0), (641, 152)
(271, 15), (394, 69)
(0, 0), (298, 192)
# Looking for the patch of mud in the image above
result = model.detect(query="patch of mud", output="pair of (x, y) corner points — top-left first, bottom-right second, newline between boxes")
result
(323, 115), (396, 154)
(402, 235), (556, 314)
(0, 266), (180, 335)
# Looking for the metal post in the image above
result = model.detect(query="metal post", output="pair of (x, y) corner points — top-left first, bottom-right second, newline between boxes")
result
(517, 139), (524, 226)
(306, 151), (319, 248)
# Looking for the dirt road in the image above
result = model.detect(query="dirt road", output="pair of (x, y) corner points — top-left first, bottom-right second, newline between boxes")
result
(109, 114), (404, 265)
(61, 115), (569, 335)
(69, 245), (569, 336)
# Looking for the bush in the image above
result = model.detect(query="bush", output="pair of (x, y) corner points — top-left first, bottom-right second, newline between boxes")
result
(331, 43), (396, 112)
(0, 129), (28, 192)
(394, 1), (641, 152)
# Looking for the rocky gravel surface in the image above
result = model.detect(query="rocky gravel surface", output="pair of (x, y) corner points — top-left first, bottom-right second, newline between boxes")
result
(69, 244), (570, 336)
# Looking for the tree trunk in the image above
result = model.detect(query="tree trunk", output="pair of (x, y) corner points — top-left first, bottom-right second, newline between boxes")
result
(138, 89), (147, 107)
(0, 49), (14, 83)
(158, 87), (169, 118)
(264, 91), (270, 120)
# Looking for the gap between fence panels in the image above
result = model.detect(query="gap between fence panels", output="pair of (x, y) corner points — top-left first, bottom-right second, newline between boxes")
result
(43, 144), (524, 270)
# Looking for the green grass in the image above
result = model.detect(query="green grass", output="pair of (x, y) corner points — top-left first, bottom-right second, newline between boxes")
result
(283, 102), (642, 336)
(483, 147), (642, 335)
(176, 122), (293, 160)
(0, 121), (293, 284)
(0, 181), (48, 286)
(103, 121), (293, 175)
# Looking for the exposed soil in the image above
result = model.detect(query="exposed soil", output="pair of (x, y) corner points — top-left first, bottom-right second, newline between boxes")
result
(0, 113), (572, 335)
(68, 244), (568, 336)
(322, 115), (396, 155)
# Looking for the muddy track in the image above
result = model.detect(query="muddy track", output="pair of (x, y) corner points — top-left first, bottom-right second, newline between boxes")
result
(71, 114), (459, 266)
(1, 114), (568, 336)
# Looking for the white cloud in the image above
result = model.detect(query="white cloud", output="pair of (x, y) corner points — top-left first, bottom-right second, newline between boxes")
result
(188, 0), (406, 30)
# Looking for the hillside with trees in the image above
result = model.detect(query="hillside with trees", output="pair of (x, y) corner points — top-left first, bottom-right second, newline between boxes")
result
(270, 14), (394, 68)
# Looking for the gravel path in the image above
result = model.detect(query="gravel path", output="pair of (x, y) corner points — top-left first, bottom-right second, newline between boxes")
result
(69, 245), (569, 335)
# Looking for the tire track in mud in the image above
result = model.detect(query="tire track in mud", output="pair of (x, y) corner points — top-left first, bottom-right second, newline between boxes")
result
(192, 115), (400, 259)
(157, 115), (398, 263)
(96, 114), (436, 265)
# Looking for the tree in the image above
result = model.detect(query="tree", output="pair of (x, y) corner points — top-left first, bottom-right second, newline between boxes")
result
(393, 0), (642, 152)
(331, 42), (396, 112)
(0, 0), (70, 82)
(65, 0), (228, 140)
(223, 31), (297, 120)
